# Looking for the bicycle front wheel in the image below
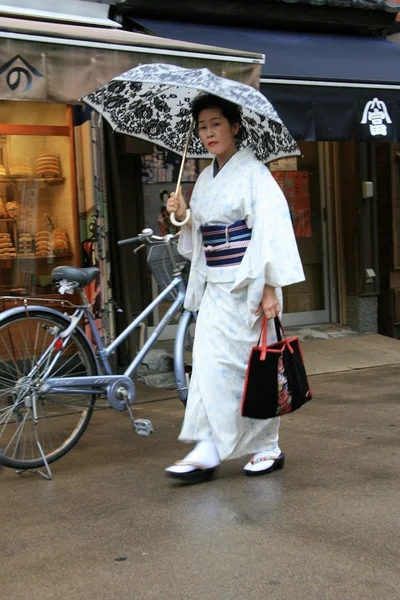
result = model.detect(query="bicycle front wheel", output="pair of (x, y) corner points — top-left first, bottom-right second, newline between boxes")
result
(174, 311), (196, 406)
(0, 308), (98, 470)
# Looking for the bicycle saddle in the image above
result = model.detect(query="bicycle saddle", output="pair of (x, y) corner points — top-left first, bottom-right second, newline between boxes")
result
(51, 266), (100, 287)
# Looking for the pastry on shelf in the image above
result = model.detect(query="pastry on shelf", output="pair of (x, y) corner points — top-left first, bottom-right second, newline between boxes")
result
(36, 231), (52, 242)
(52, 228), (69, 256)
(52, 227), (68, 236)
(5, 201), (19, 219)
(0, 233), (12, 244)
(9, 161), (33, 178)
(36, 153), (61, 178)
(36, 240), (51, 256)
(39, 152), (59, 159)
(0, 249), (17, 258)
(0, 233), (16, 258)
(17, 232), (34, 255)
(36, 236), (50, 243)
(36, 229), (52, 256)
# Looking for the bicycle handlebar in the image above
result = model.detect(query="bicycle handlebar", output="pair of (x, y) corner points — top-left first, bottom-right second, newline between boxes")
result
(117, 236), (141, 247)
(117, 229), (180, 248)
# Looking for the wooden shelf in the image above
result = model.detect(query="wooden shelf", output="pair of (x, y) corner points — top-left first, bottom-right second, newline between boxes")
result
(0, 218), (64, 223)
(0, 124), (69, 137)
(0, 254), (72, 261)
(0, 177), (65, 187)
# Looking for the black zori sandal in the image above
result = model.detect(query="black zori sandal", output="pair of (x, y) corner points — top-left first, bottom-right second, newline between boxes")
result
(165, 461), (218, 484)
(244, 452), (285, 477)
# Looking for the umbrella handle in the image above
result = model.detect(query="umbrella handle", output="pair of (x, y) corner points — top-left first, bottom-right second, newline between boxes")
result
(169, 118), (195, 228)
(170, 209), (191, 227)
(175, 118), (195, 194)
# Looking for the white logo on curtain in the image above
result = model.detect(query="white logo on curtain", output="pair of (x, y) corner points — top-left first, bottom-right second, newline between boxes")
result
(361, 98), (392, 136)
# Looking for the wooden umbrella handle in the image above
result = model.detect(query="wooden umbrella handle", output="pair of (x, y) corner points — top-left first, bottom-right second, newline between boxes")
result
(170, 119), (195, 228)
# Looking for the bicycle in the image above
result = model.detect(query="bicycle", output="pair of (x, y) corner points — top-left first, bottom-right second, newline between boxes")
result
(0, 229), (196, 479)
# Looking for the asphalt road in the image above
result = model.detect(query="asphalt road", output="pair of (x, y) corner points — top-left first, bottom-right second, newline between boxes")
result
(2, 365), (400, 600)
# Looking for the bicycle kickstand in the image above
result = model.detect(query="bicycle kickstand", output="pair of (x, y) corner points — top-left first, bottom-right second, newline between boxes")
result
(16, 423), (52, 480)
(16, 393), (52, 480)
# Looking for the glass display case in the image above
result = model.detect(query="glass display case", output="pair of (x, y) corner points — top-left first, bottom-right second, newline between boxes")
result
(0, 102), (78, 299)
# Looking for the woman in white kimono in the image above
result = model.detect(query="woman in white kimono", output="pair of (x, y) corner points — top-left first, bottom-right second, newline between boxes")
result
(165, 94), (305, 483)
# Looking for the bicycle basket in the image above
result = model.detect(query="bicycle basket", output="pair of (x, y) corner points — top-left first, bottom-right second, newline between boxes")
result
(146, 240), (190, 301)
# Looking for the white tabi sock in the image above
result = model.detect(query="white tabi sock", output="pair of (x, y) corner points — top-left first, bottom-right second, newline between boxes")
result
(166, 440), (220, 474)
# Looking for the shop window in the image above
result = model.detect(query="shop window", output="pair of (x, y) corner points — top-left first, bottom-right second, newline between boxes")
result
(0, 102), (78, 298)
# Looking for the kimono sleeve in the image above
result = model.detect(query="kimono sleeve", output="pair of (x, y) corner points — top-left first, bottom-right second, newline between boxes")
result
(177, 172), (204, 261)
(177, 211), (207, 313)
(177, 221), (195, 261)
(230, 163), (304, 322)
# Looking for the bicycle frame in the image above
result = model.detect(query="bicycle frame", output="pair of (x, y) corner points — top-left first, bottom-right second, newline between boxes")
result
(40, 271), (192, 403)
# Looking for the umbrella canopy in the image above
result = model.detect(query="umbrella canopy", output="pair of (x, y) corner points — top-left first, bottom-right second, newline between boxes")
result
(82, 63), (300, 164)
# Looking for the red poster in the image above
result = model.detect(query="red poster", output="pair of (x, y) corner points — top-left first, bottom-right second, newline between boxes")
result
(271, 170), (312, 238)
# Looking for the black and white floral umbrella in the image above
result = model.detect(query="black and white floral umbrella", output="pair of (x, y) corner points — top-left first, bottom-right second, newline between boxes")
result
(82, 63), (300, 164)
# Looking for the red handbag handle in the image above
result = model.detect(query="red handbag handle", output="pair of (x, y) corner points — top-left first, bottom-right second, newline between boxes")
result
(260, 316), (268, 360)
(259, 316), (289, 361)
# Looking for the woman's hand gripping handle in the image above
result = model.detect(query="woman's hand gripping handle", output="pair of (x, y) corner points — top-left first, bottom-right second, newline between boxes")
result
(256, 284), (281, 320)
(167, 187), (191, 227)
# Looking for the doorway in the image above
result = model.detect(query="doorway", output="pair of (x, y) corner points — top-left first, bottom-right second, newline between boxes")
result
(282, 142), (332, 327)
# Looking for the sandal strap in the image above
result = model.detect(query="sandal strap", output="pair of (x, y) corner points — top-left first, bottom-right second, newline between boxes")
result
(250, 455), (281, 465)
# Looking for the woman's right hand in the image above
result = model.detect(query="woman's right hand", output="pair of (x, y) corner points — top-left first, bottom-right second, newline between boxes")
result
(166, 187), (187, 222)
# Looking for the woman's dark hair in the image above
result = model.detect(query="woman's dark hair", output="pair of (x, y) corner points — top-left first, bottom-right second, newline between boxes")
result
(160, 189), (169, 205)
(191, 94), (243, 142)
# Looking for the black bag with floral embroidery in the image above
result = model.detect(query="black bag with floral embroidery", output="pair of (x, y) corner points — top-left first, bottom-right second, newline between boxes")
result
(241, 317), (312, 420)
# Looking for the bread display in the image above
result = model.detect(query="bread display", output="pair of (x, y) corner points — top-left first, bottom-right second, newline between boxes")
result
(9, 161), (33, 178)
(0, 232), (16, 258)
(5, 201), (19, 218)
(35, 230), (51, 256)
(36, 153), (61, 178)
(0, 144), (69, 273)
(36, 230), (51, 241)
(17, 232), (33, 255)
(51, 228), (69, 256)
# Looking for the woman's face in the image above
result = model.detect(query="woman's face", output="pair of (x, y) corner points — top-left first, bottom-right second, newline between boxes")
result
(197, 108), (239, 156)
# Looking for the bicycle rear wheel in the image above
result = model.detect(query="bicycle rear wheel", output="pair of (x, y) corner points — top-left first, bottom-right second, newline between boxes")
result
(0, 308), (98, 470)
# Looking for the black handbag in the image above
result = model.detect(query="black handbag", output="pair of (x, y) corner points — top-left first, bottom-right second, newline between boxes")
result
(241, 317), (312, 419)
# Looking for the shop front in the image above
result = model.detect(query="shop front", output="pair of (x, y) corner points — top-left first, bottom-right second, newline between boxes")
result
(129, 18), (400, 333)
(0, 15), (263, 345)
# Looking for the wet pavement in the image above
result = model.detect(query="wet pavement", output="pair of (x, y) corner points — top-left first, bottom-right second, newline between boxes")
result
(2, 365), (400, 600)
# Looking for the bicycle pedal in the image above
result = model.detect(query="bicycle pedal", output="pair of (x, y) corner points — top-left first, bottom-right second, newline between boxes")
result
(134, 418), (153, 436)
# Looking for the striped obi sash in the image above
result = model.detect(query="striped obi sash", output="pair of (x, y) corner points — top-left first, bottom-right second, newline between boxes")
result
(200, 220), (252, 267)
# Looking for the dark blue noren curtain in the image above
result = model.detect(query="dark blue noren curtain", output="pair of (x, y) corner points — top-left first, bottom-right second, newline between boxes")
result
(134, 19), (400, 141)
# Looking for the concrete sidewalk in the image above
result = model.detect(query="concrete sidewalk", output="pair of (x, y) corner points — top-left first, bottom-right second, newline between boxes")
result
(302, 333), (400, 375)
(156, 329), (400, 381)
(2, 362), (400, 600)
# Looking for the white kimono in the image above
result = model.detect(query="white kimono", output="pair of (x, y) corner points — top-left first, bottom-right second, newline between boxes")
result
(178, 148), (305, 461)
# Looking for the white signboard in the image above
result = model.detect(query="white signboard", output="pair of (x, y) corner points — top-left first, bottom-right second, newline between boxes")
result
(361, 98), (392, 137)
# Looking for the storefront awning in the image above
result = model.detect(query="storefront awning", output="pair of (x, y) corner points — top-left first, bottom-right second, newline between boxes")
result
(135, 19), (400, 142)
(0, 17), (263, 103)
